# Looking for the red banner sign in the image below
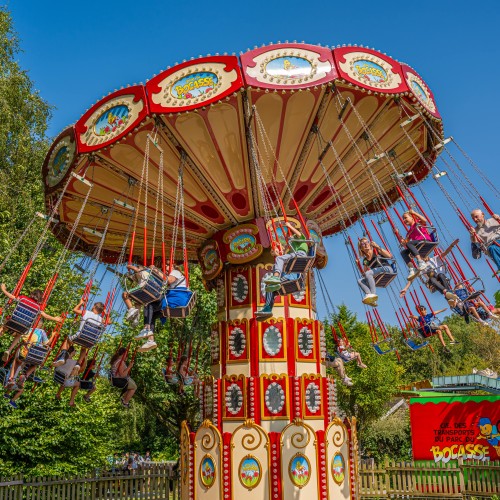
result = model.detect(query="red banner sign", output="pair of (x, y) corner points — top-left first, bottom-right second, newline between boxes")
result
(410, 397), (500, 463)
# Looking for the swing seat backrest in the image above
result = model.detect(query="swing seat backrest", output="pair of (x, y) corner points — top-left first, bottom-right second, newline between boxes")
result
(127, 268), (165, 306)
(24, 343), (49, 366)
(413, 226), (439, 258)
(278, 274), (304, 296)
(72, 318), (105, 349)
(53, 369), (67, 385)
(162, 290), (196, 319)
(282, 239), (317, 274)
(6, 298), (40, 334)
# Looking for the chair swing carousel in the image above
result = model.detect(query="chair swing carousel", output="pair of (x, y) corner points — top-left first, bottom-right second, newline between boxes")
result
(37, 42), (500, 499)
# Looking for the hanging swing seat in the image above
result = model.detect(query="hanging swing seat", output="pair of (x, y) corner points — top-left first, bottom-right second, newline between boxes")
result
(453, 277), (485, 303)
(179, 372), (196, 386)
(404, 336), (429, 351)
(278, 274), (304, 296)
(53, 369), (67, 385)
(371, 339), (395, 355)
(109, 375), (130, 390)
(411, 226), (439, 258)
(4, 298), (41, 335)
(162, 367), (179, 385)
(126, 267), (165, 306)
(374, 261), (398, 288)
(282, 239), (317, 274)
(23, 343), (50, 366)
(162, 290), (196, 319)
(70, 318), (106, 349)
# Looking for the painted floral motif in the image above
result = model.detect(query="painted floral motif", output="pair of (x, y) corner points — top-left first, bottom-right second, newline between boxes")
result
(263, 325), (282, 356)
(305, 382), (321, 413)
(231, 274), (249, 303)
(225, 383), (243, 415)
(229, 327), (246, 358)
(331, 453), (345, 485)
(239, 456), (261, 490)
(298, 326), (313, 356)
(289, 454), (311, 488)
(200, 456), (216, 488)
(94, 105), (129, 137)
(265, 381), (285, 414)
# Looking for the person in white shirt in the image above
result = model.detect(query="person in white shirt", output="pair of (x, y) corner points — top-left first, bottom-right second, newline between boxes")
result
(53, 346), (86, 406)
(135, 266), (190, 352)
(122, 264), (157, 325)
(53, 299), (105, 367)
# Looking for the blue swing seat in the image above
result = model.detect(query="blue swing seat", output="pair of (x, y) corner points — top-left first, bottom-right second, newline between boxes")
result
(372, 340), (395, 355)
(404, 337), (429, 351)
(162, 289), (196, 319)
(23, 343), (50, 366)
(5, 299), (41, 335)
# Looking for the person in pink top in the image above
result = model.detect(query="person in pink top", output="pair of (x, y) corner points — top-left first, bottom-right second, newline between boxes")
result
(400, 210), (433, 280)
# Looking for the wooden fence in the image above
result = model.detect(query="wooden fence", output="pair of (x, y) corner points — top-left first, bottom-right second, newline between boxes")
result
(0, 464), (179, 500)
(359, 458), (500, 499)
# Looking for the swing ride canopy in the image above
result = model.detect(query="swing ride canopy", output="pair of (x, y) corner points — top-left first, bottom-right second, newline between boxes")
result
(42, 43), (443, 263)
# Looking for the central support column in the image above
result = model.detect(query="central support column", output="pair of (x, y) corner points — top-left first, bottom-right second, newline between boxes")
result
(180, 219), (358, 500)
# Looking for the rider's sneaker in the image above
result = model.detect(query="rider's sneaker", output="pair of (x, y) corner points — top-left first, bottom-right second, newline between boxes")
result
(126, 308), (139, 321)
(135, 328), (153, 340)
(138, 338), (157, 352)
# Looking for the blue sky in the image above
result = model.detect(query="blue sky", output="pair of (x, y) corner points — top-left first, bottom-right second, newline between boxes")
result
(8, 0), (500, 324)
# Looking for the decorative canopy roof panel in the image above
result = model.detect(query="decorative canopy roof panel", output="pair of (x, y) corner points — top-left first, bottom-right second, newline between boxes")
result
(42, 43), (443, 262)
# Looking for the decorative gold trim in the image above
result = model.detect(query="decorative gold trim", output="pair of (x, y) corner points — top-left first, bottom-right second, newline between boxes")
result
(325, 418), (348, 448)
(288, 452), (312, 489)
(180, 421), (191, 486)
(280, 418), (317, 448)
(238, 454), (263, 491)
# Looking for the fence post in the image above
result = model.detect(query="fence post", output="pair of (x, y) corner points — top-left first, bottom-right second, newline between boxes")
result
(457, 457), (465, 497)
